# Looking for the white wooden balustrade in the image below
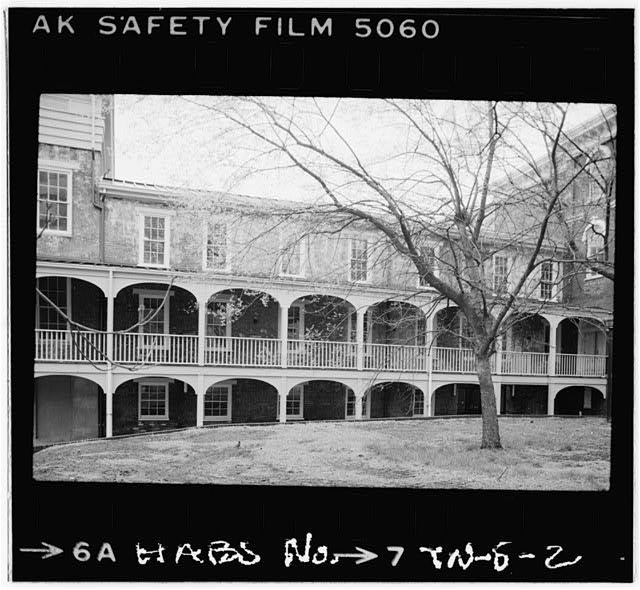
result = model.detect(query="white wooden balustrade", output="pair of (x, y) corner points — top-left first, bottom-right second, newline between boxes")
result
(34, 329), (607, 377)
(501, 351), (548, 375)
(556, 353), (607, 377)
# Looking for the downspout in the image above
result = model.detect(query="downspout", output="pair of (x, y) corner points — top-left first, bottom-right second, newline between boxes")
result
(90, 94), (105, 263)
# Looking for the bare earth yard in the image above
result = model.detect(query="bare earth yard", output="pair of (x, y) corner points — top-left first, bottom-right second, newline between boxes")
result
(33, 417), (611, 490)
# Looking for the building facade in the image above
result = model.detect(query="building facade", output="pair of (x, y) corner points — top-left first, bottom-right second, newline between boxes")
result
(34, 95), (612, 444)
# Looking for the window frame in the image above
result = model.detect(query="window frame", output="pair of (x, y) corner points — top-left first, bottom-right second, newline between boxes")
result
(134, 289), (171, 350)
(584, 219), (607, 281)
(279, 236), (305, 278)
(287, 303), (305, 341)
(203, 383), (232, 422)
(492, 254), (510, 294)
(203, 221), (230, 272)
(413, 390), (425, 416)
(345, 390), (369, 419)
(277, 385), (304, 420)
(539, 261), (556, 300)
(349, 237), (370, 284)
(138, 211), (171, 268)
(35, 276), (72, 330)
(37, 164), (73, 237)
(417, 244), (438, 289)
(138, 381), (169, 421)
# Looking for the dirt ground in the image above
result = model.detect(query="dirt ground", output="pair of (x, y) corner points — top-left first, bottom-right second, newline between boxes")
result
(33, 416), (611, 490)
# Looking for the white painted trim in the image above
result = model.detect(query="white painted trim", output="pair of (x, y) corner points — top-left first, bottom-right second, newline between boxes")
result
(348, 237), (371, 284)
(35, 276), (72, 329)
(203, 383), (232, 422)
(288, 303), (305, 340)
(278, 384), (304, 420)
(138, 212), (171, 268)
(37, 166), (73, 237)
(492, 253), (510, 293)
(38, 158), (81, 171)
(279, 234), (306, 278)
(138, 381), (169, 421)
(136, 290), (171, 336)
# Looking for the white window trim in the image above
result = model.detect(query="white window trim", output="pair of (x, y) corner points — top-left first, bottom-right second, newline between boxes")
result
(348, 237), (371, 284)
(412, 390), (425, 416)
(204, 384), (232, 422)
(584, 219), (607, 281)
(207, 298), (233, 341)
(288, 303), (305, 340)
(345, 390), (369, 419)
(35, 277), (72, 330)
(492, 254), (510, 294)
(279, 235), (306, 278)
(203, 221), (231, 272)
(417, 244), (439, 289)
(277, 385), (304, 420)
(138, 381), (169, 421)
(37, 165), (73, 237)
(134, 290), (171, 351)
(538, 261), (557, 301)
(138, 211), (171, 268)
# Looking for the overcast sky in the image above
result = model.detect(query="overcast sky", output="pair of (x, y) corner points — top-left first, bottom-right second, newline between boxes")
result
(113, 96), (610, 203)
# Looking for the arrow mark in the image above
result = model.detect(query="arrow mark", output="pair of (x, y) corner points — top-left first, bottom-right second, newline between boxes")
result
(331, 546), (377, 565)
(20, 542), (64, 559)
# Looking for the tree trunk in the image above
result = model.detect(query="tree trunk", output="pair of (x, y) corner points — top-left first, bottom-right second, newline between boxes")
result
(476, 353), (502, 449)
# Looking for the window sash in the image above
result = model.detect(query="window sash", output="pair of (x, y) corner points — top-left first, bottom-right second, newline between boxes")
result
(139, 384), (168, 419)
(350, 239), (368, 282)
(206, 223), (228, 269)
(37, 170), (70, 232)
(204, 386), (230, 417)
(493, 255), (509, 293)
(142, 215), (167, 266)
(540, 262), (554, 299)
(37, 277), (69, 330)
(413, 391), (424, 415)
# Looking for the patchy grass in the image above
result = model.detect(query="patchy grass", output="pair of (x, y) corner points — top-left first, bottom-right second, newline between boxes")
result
(33, 417), (611, 490)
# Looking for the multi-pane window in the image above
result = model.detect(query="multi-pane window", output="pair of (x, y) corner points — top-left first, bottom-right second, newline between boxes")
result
(206, 222), (228, 270)
(207, 301), (230, 337)
(281, 242), (303, 276)
(346, 390), (367, 418)
(288, 306), (303, 340)
(585, 221), (606, 279)
(204, 385), (230, 419)
(38, 170), (70, 233)
(413, 390), (424, 415)
(418, 246), (437, 287)
(287, 385), (303, 417)
(139, 383), (168, 420)
(540, 262), (554, 299)
(37, 277), (69, 330)
(138, 293), (168, 347)
(493, 255), (509, 293)
(141, 215), (168, 266)
(350, 239), (369, 282)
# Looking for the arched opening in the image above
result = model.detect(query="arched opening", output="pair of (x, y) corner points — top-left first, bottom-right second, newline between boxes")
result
(434, 307), (470, 349)
(368, 381), (425, 418)
(432, 383), (481, 416)
(366, 301), (426, 346)
(288, 380), (354, 421)
(554, 386), (605, 416)
(213, 378), (279, 424)
(556, 317), (608, 376)
(501, 313), (551, 375)
(34, 375), (105, 443)
(113, 377), (196, 435)
(289, 295), (355, 342)
(500, 385), (548, 415)
(114, 282), (198, 364)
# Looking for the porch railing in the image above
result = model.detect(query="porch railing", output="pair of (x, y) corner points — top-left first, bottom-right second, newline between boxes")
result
(113, 332), (198, 365)
(35, 329), (108, 363)
(206, 336), (281, 367)
(501, 351), (548, 375)
(364, 343), (428, 372)
(288, 340), (357, 369)
(34, 329), (608, 378)
(556, 353), (607, 377)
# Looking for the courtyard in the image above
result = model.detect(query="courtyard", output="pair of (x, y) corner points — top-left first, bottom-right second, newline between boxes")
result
(33, 416), (611, 490)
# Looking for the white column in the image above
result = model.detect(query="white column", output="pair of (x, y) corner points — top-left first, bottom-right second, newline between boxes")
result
(356, 309), (365, 371)
(279, 304), (289, 368)
(548, 317), (560, 376)
(106, 270), (114, 361)
(494, 382), (502, 415)
(105, 369), (113, 438)
(279, 391), (288, 423)
(354, 388), (364, 420)
(547, 385), (557, 416)
(495, 336), (503, 375)
(197, 297), (207, 366)
(196, 374), (205, 427)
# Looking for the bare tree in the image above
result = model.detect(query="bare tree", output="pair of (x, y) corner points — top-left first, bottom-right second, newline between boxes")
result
(113, 97), (614, 449)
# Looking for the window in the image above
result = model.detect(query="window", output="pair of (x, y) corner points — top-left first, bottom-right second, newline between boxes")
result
(346, 390), (368, 418)
(38, 169), (71, 234)
(585, 220), (606, 279)
(139, 214), (170, 267)
(138, 382), (169, 420)
(413, 390), (424, 415)
(350, 238), (369, 282)
(135, 290), (170, 348)
(204, 385), (231, 421)
(281, 241), (303, 277)
(540, 262), (554, 299)
(418, 246), (437, 287)
(205, 222), (228, 270)
(288, 305), (304, 340)
(36, 277), (70, 330)
(493, 255), (509, 293)
(277, 385), (304, 419)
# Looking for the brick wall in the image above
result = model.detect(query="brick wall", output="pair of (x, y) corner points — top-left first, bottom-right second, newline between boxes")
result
(369, 383), (414, 418)
(500, 384), (547, 414)
(302, 381), (345, 420)
(113, 380), (196, 435)
(37, 144), (101, 261)
(72, 280), (106, 330)
(231, 379), (277, 423)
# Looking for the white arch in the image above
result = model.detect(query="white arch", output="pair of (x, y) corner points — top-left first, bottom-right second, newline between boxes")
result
(288, 377), (355, 394)
(36, 274), (107, 298)
(35, 373), (106, 392)
(206, 287), (281, 307)
(206, 376), (281, 393)
(288, 292), (357, 311)
(112, 373), (199, 392)
(365, 298), (427, 315)
(365, 379), (426, 396)
(114, 279), (198, 302)
(554, 384), (607, 400)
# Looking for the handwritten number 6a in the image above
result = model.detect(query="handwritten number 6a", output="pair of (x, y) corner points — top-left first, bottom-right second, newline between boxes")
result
(387, 546), (404, 566)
